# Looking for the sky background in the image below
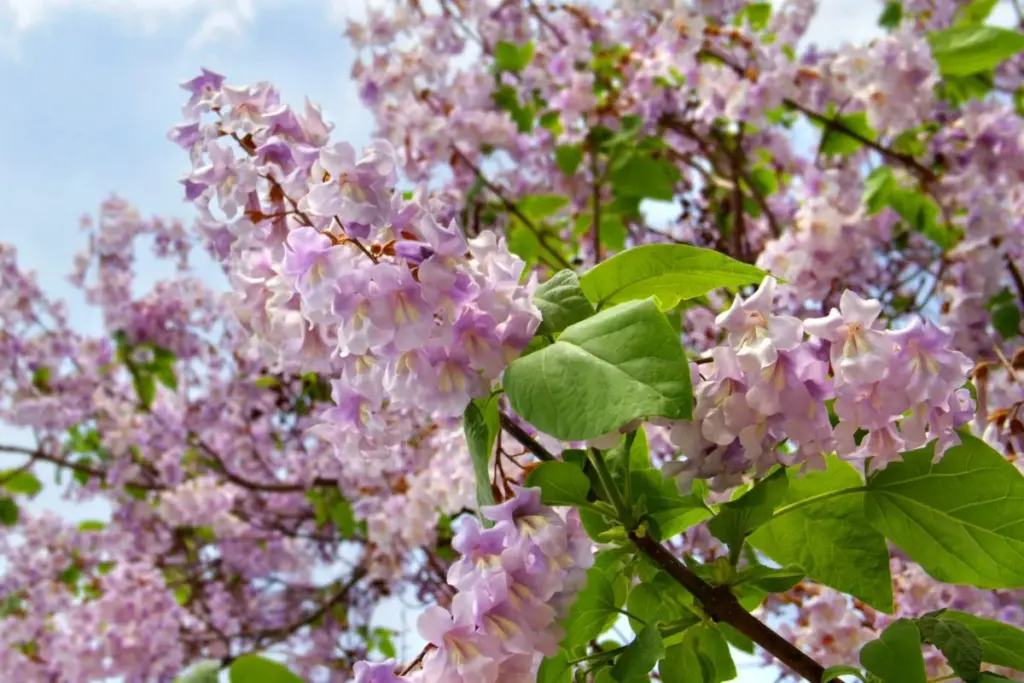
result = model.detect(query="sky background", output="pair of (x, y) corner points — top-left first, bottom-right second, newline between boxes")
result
(0, 0), (1017, 680)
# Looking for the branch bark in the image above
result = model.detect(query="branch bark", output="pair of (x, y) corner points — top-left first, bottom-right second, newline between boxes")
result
(497, 420), (828, 683)
(629, 532), (826, 683)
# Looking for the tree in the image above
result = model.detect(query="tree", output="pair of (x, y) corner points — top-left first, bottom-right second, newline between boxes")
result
(3, 1), (1024, 682)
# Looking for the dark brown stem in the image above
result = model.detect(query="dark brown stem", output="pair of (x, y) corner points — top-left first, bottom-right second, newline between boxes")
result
(692, 45), (936, 183)
(496, 423), (827, 683)
(449, 146), (573, 270)
(629, 532), (826, 683)
(1006, 256), (1024, 311)
(498, 412), (556, 461)
(527, 0), (568, 45)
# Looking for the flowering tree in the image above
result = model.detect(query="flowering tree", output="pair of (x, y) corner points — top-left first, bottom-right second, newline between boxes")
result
(4, 0), (1024, 681)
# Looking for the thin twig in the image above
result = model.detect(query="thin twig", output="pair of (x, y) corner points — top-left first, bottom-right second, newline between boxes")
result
(498, 412), (556, 462)
(449, 146), (573, 270)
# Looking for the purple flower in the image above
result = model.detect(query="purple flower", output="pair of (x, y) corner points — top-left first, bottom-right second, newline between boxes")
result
(716, 277), (804, 372)
(417, 602), (501, 683)
(366, 264), (434, 352)
(804, 290), (895, 385)
(353, 661), (401, 683)
(482, 485), (566, 557)
(280, 227), (357, 309)
(447, 518), (512, 589)
(301, 141), (397, 225)
(889, 320), (973, 405)
(180, 68), (224, 115)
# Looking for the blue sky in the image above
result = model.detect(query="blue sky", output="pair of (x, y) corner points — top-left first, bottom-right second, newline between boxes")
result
(2, 0), (1010, 679)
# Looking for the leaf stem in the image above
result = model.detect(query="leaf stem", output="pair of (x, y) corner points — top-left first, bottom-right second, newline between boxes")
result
(588, 447), (633, 528)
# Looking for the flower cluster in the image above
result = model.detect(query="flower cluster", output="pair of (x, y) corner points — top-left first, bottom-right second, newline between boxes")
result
(354, 486), (593, 683)
(0, 201), (490, 682)
(170, 71), (541, 467)
(664, 277), (974, 491)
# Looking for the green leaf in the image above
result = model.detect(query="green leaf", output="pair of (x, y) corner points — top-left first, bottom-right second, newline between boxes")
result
(555, 145), (584, 176)
(133, 372), (156, 409)
(373, 628), (397, 658)
(878, 2), (902, 30)
(735, 2), (771, 31)
(519, 194), (570, 219)
(864, 434), (1024, 589)
(928, 25), (1024, 76)
(463, 397), (500, 515)
(862, 167), (959, 250)
(174, 660), (221, 683)
(537, 650), (572, 683)
(494, 40), (536, 72)
(631, 469), (710, 540)
(732, 564), (804, 593)
(31, 366), (50, 392)
(610, 154), (679, 201)
(562, 564), (621, 648)
(945, 610), (1024, 670)
(813, 111), (878, 156)
(718, 624), (755, 654)
(229, 655), (304, 683)
(863, 166), (897, 214)
(746, 166), (778, 197)
(534, 270), (597, 336)
(174, 585), (192, 605)
(992, 301), (1021, 339)
(154, 364), (178, 391)
(78, 520), (106, 532)
(579, 244), (767, 311)
(329, 495), (356, 537)
(859, 619), (927, 683)
(504, 299), (693, 442)
(708, 468), (788, 560)
(1, 470), (42, 497)
(750, 456), (893, 612)
(942, 70), (996, 104)
(914, 610), (982, 680)
(524, 461), (592, 506)
(254, 376), (281, 389)
(611, 623), (664, 682)
(822, 665), (866, 683)
(625, 582), (672, 633)
(661, 625), (736, 683)
(0, 497), (18, 526)
(956, 0), (999, 25)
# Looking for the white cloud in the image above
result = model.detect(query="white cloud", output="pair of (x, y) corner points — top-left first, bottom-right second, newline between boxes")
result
(1, 0), (258, 50)
(328, 0), (390, 25)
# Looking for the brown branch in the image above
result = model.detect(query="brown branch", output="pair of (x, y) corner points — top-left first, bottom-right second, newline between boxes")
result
(630, 532), (826, 683)
(527, 0), (568, 45)
(1006, 256), (1024, 311)
(449, 146), (574, 270)
(692, 45), (935, 183)
(497, 424), (828, 683)
(0, 445), (165, 491)
(498, 412), (556, 462)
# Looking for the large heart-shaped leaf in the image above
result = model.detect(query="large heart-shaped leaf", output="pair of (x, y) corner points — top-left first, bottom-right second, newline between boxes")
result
(504, 299), (692, 442)
(864, 434), (1024, 589)
(579, 244), (767, 311)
